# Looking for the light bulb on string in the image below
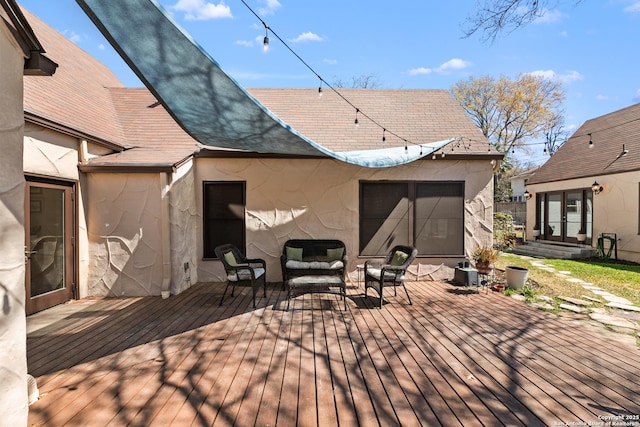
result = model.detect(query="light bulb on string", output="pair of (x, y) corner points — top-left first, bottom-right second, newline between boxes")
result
(354, 109), (359, 128)
(262, 27), (269, 52)
(588, 133), (593, 148)
(382, 129), (386, 144)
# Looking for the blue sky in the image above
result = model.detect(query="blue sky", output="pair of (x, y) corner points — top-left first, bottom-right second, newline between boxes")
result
(19, 0), (640, 165)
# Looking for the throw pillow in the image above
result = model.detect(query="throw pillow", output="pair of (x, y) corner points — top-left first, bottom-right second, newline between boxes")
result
(224, 251), (238, 266)
(390, 250), (409, 266)
(286, 246), (303, 261)
(326, 247), (344, 261)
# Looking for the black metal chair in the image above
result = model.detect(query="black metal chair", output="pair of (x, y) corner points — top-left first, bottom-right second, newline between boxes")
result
(214, 244), (267, 308)
(364, 245), (417, 308)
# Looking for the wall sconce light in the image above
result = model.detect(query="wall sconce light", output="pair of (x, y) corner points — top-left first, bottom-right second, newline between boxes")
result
(524, 189), (532, 200)
(592, 181), (603, 194)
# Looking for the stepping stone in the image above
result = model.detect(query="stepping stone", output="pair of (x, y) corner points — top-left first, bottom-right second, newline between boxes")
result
(589, 311), (640, 330)
(511, 294), (526, 302)
(559, 303), (589, 313)
(558, 296), (593, 306)
(581, 296), (603, 303)
(537, 295), (554, 303)
(557, 270), (572, 275)
(532, 302), (555, 311)
(606, 302), (640, 312)
(566, 277), (586, 283)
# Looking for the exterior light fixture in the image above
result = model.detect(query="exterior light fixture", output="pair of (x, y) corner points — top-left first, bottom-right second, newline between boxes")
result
(592, 181), (603, 194)
(524, 190), (532, 200)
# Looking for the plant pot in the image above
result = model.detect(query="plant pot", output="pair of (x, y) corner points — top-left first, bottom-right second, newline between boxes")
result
(505, 266), (529, 289)
(532, 229), (540, 237)
(577, 233), (586, 243)
(475, 261), (493, 274)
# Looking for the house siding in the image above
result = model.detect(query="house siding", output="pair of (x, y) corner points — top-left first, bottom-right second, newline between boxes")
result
(527, 172), (640, 263)
(0, 12), (28, 424)
(194, 157), (495, 283)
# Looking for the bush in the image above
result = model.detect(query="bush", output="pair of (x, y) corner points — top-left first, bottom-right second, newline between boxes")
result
(494, 212), (517, 250)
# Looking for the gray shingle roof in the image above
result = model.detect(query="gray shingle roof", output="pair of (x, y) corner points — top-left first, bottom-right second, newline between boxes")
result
(529, 103), (640, 184)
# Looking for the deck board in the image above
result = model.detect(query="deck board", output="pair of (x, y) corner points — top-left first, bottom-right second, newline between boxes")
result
(27, 280), (640, 426)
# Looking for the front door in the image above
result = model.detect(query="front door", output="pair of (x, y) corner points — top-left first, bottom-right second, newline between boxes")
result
(545, 192), (563, 241)
(25, 179), (75, 315)
(538, 189), (592, 244)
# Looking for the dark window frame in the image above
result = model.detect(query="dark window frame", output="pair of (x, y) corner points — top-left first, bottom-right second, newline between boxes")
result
(359, 180), (465, 257)
(202, 181), (246, 259)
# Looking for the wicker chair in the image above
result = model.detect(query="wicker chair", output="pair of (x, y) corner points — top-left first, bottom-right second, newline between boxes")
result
(364, 245), (417, 308)
(214, 244), (267, 308)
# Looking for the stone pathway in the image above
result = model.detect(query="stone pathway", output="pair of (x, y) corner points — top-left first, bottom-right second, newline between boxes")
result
(512, 256), (640, 346)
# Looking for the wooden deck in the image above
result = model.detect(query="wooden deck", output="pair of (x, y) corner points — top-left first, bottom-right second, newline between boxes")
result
(27, 280), (640, 426)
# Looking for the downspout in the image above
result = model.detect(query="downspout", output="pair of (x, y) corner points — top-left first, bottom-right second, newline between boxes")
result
(160, 172), (172, 299)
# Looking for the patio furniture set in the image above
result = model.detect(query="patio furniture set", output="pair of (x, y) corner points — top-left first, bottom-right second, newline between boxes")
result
(215, 239), (417, 309)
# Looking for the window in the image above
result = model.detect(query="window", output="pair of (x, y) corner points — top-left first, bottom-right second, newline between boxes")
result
(203, 182), (245, 259)
(359, 181), (464, 256)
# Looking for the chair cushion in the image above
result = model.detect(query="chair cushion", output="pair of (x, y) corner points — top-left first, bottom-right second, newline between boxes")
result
(223, 251), (238, 266)
(367, 268), (403, 281)
(286, 260), (344, 270)
(228, 267), (265, 282)
(326, 247), (344, 261)
(286, 246), (303, 261)
(390, 250), (409, 266)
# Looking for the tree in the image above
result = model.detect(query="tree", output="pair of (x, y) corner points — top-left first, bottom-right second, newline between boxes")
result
(542, 111), (569, 156)
(450, 74), (565, 155)
(463, 0), (584, 41)
(332, 74), (381, 89)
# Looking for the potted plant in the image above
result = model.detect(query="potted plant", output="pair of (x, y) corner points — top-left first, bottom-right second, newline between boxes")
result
(577, 227), (587, 243)
(471, 245), (499, 274)
(532, 225), (540, 239)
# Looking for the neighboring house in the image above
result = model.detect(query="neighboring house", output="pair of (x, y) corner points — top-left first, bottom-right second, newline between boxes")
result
(0, 0), (56, 424)
(18, 10), (503, 306)
(526, 103), (640, 263)
(510, 167), (539, 202)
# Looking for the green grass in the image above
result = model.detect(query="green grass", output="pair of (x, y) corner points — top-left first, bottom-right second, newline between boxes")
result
(495, 253), (640, 307)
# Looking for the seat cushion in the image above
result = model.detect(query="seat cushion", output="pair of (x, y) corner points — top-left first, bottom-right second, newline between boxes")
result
(326, 247), (344, 261)
(286, 260), (344, 270)
(390, 250), (409, 266)
(228, 267), (265, 281)
(367, 268), (403, 281)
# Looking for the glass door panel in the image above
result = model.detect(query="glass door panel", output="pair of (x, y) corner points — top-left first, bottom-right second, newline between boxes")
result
(25, 181), (74, 314)
(546, 193), (563, 241)
(565, 191), (583, 240)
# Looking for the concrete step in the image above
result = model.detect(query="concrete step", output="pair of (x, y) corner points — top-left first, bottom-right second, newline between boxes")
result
(509, 241), (595, 259)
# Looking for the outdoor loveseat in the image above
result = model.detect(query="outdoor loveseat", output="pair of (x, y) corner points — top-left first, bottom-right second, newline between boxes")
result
(280, 239), (347, 308)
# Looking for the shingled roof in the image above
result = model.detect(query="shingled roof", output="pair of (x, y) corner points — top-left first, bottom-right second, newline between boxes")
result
(21, 5), (498, 170)
(529, 103), (640, 185)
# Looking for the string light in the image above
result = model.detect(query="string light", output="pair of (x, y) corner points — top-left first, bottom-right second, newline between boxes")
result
(237, 0), (456, 155)
(382, 129), (386, 144)
(262, 26), (269, 53)
(588, 133), (593, 148)
(318, 79), (323, 97)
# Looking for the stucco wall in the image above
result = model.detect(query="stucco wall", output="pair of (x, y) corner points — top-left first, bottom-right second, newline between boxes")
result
(195, 157), (494, 283)
(86, 173), (167, 296)
(169, 161), (199, 295)
(527, 173), (640, 263)
(0, 21), (28, 426)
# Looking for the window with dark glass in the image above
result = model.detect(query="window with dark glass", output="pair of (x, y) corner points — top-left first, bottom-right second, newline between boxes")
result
(203, 182), (245, 259)
(360, 181), (464, 256)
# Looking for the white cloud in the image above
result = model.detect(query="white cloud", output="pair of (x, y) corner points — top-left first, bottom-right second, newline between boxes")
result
(62, 30), (82, 43)
(171, 0), (232, 20)
(624, 1), (640, 13)
(98, 43), (106, 50)
(595, 94), (619, 101)
(435, 58), (471, 73)
(633, 89), (640, 101)
(323, 58), (337, 65)
(236, 40), (254, 47)
(533, 8), (566, 24)
(258, 0), (281, 15)
(559, 30), (568, 37)
(407, 58), (471, 77)
(407, 67), (432, 76)
(526, 69), (583, 83)
(289, 32), (324, 43)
